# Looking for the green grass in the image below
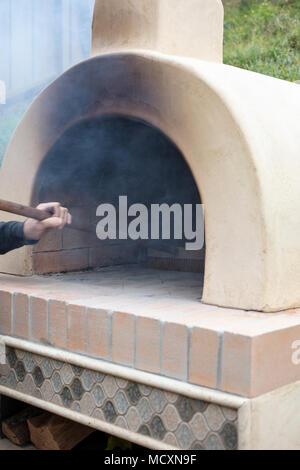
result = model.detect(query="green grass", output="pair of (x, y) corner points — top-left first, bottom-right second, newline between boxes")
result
(223, 0), (300, 81)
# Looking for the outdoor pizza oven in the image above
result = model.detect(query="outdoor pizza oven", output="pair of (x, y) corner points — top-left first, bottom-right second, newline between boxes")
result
(0, 0), (299, 313)
(1, 0), (300, 451)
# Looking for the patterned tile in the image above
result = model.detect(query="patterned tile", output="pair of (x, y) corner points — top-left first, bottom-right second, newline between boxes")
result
(137, 397), (153, 423)
(190, 413), (209, 441)
(192, 399), (209, 413)
(204, 404), (226, 432)
(15, 361), (26, 382)
(116, 378), (127, 389)
(93, 371), (105, 383)
(165, 391), (178, 403)
(7, 348), (17, 368)
(175, 396), (195, 422)
(0, 348), (239, 450)
(138, 424), (151, 436)
(34, 389), (42, 399)
(23, 374), (36, 396)
(41, 359), (53, 379)
(40, 379), (55, 401)
(33, 366), (44, 388)
(72, 401), (81, 412)
(24, 353), (35, 372)
(150, 416), (166, 440)
(52, 394), (62, 407)
(32, 354), (43, 365)
(60, 364), (74, 385)
(149, 389), (167, 413)
(125, 382), (141, 405)
(16, 381), (26, 393)
(161, 404), (180, 432)
(52, 371), (63, 393)
(93, 408), (105, 421)
(52, 359), (64, 370)
(72, 365), (83, 376)
(139, 384), (151, 396)
(192, 442), (205, 450)
(115, 416), (128, 430)
(60, 386), (73, 408)
(104, 400), (117, 423)
(0, 374), (7, 385)
(114, 390), (129, 415)
(92, 385), (105, 407)
(82, 370), (95, 391)
(222, 407), (238, 422)
(204, 433), (224, 450)
(126, 407), (142, 432)
(16, 350), (25, 360)
(220, 423), (238, 450)
(102, 376), (118, 398)
(71, 378), (84, 400)
(81, 392), (95, 416)
(163, 432), (178, 448)
(175, 423), (194, 449)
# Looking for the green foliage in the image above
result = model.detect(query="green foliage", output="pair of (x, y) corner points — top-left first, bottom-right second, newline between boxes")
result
(106, 436), (132, 451)
(224, 0), (300, 81)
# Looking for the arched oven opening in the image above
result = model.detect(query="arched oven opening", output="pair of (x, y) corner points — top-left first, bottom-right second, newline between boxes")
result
(32, 115), (205, 299)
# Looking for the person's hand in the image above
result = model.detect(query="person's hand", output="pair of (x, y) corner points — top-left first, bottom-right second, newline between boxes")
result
(23, 202), (72, 241)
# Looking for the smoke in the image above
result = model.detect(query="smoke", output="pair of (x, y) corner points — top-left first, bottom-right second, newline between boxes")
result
(35, 115), (202, 254)
(37, 116), (201, 206)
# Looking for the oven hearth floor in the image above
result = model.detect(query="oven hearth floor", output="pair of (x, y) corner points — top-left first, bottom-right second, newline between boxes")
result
(42, 264), (205, 303)
(2, 265), (205, 304)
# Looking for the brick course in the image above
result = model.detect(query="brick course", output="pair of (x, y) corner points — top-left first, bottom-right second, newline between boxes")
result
(49, 300), (67, 349)
(112, 311), (135, 366)
(67, 303), (87, 353)
(33, 249), (89, 274)
(13, 293), (29, 339)
(0, 291), (12, 335)
(87, 307), (111, 359)
(31, 296), (48, 343)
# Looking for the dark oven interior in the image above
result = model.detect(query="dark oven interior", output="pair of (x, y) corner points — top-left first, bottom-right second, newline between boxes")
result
(32, 115), (204, 276)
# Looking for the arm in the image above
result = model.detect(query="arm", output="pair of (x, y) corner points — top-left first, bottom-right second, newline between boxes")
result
(0, 221), (35, 255)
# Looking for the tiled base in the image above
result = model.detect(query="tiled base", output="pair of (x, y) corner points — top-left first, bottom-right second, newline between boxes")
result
(1, 267), (300, 398)
(0, 347), (238, 450)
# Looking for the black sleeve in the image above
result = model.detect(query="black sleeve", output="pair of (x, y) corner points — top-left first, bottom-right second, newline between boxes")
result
(0, 221), (38, 255)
